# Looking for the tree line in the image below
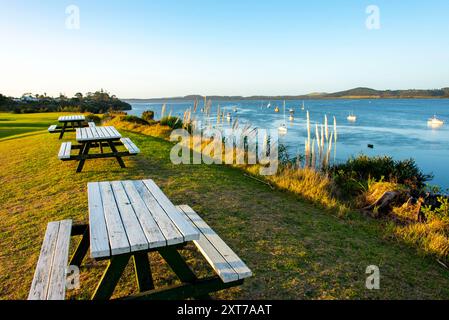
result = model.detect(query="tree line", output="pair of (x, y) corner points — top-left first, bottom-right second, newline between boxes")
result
(0, 90), (131, 114)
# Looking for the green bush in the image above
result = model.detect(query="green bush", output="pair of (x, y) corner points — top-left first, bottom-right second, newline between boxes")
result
(85, 114), (102, 124)
(422, 196), (449, 223)
(121, 115), (149, 125)
(142, 110), (155, 122)
(332, 155), (432, 192)
(160, 116), (183, 129)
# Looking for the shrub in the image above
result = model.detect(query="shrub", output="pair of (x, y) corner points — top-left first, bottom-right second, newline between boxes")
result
(121, 115), (149, 125)
(85, 113), (102, 124)
(332, 155), (432, 191)
(422, 197), (449, 223)
(160, 116), (183, 129)
(142, 110), (155, 122)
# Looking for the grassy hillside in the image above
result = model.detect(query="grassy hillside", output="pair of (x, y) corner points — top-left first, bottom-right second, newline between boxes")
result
(1, 112), (449, 300)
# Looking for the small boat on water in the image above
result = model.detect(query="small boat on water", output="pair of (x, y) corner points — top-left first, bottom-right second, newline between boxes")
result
(233, 107), (238, 113)
(278, 101), (288, 134)
(301, 101), (305, 110)
(347, 113), (357, 122)
(289, 115), (294, 121)
(289, 108), (295, 114)
(427, 115), (444, 127)
(278, 124), (288, 134)
(267, 102), (271, 109)
(226, 112), (232, 122)
(274, 106), (280, 113)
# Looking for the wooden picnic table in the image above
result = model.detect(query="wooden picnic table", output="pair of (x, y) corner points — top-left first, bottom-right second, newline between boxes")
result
(79, 179), (202, 299)
(49, 115), (88, 139)
(58, 126), (140, 173)
(29, 179), (252, 300)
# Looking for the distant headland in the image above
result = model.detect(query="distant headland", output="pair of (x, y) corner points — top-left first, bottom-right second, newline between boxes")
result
(125, 87), (449, 102)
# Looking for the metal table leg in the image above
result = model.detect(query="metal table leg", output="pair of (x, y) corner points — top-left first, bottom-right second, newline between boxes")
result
(76, 142), (91, 173)
(133, 253), (155, 292)
(107, 140), (126, 168)
(59, 122), (67, 139)
(91, 255), (131, 300)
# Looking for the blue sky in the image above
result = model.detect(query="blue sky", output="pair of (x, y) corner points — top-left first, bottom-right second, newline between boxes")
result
(1, 0), (448, 98)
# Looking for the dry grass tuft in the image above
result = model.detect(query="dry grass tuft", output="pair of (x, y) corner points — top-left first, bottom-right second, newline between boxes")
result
(259, 166), (348, 216)
(393, 219), (449, 260)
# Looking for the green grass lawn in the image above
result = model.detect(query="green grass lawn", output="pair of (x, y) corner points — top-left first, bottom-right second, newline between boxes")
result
(1, 112), (449, 300)
(0, 112), (76, 140)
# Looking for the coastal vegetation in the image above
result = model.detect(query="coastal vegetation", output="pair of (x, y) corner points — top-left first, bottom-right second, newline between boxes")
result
(104, 111), (449, 265)
(2, 111), (449, 299)
(0, 90), (131, 114)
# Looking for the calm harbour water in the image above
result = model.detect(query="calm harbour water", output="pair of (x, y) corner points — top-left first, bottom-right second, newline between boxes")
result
(127, 99), (449, 190)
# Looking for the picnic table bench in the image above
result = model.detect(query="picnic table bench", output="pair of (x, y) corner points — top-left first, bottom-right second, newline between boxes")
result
(48, 115), (95, 139)
(28, 179), (251, 300)
(58, 126), (140, 172)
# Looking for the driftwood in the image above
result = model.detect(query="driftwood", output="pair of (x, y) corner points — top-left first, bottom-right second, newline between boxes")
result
(362, 188), (448, 221)
(362, 191), (401, 217)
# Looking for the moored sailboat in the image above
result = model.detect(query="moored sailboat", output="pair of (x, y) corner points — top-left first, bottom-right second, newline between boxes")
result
(278, 101), (288, 134)
(427, 115), (444, 127)
(347, 113), (357, 122)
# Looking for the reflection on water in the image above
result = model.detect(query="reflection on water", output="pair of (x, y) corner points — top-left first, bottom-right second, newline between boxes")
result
(127, 99), (449, 189)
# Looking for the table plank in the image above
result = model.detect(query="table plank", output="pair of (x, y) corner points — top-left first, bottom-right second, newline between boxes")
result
(110, 181), (149, 252)
(88, 182), (111, 258)
(95, 127), (105, 138)
(176, 206), (239, 283)
(109, 126), (121, 138)
(122, 181), (167, 248)
(28, 222), (60, 300)
(99, 182), (130, 256)
(142, 180), (199, 242)
(47, 219), (72, 300)
(178, 205), (252, 280)
(133, 180), (184, 245)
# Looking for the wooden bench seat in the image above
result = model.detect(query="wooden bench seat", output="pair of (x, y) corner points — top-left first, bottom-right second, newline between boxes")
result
(48, 125), (58, 132)
(120, 137), (140, 154)
(28, 220), (72, 300)
(58, 142), (72, 160)
(176, 205), (252, 283)
(88, 122), (96, 128)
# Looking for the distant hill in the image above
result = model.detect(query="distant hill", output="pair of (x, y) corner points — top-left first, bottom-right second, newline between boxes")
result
(324, 87), (449, 99)
(125, 87), (449, 102)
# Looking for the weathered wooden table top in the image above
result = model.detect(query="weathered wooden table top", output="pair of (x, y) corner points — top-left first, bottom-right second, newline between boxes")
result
(76, 126), (122, 142)
(58, 115), (86, 122)
(88, 179), (200, 259)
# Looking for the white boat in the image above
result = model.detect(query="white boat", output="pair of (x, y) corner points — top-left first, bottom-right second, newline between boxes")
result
(347, 113), (357, 122)
(233, 107), (238, 113)
(427, 115), (444, 127)
(278, 101), (288, 134)
(267, 102), (271, 109)
(278, 124), (288, 134)
(289, 108), (295, 114)
(301, 101), (305, 110)
(226, 112), (231, 122)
